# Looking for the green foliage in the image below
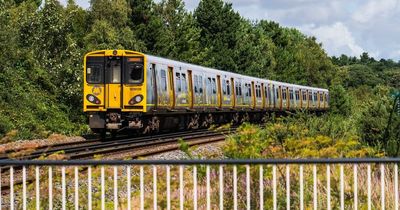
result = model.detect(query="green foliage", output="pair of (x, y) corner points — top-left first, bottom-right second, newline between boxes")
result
(224, 116), (382, 159)
(328, 84), (352, 116)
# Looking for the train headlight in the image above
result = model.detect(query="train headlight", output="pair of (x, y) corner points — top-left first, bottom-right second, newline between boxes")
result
(86, 94), (101, 104)
(129, 94), (143, 105)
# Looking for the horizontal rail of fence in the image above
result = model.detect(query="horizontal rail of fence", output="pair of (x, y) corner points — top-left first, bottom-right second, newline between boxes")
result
(1, 158), (400, 210)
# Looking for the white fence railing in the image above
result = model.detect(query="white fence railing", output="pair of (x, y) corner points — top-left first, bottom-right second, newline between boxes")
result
(1, 159), (400, 209)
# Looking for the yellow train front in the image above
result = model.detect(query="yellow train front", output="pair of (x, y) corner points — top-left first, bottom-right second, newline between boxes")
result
(83, 50), (329, 137)
(83, 50), (148, 136)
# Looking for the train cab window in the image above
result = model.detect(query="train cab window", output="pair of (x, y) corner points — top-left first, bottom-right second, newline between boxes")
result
(86, 57), (104, 84)
(107, 60), (121, 84)
(86, 64), (103, 83)
(181, 73), (187, 92)
(212, 78), (217, 94)
(160, 70), (167, 91)
(125, 57), (144, 84)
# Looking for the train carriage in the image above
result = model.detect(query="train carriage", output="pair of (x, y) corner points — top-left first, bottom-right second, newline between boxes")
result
(83, 50), (329, 136)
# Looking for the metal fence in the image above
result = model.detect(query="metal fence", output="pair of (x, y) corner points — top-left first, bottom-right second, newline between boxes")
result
(1, 158), (400, 210)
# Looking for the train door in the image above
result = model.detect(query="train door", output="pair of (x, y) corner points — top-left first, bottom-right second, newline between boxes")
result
(105, 58), (122, 109)
(217, 75), (222, 108)
(151, 63), (157, 110)
(235, 80), (243, 107)
(174, 69), (189, 107)
(221, 76), (231, 108)
(157, 66), (170, 107)
(231, 78), (235, 108)
(262, 83), (266, 109)
(193, 73), (204, 107)
(187, 70), (194, 109)
(168, 66), (175, 109)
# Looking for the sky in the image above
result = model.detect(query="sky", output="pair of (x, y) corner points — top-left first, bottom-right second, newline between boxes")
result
(62, 0), (400, 61)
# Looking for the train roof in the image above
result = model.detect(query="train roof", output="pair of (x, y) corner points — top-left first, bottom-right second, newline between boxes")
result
(145, 54), (328, 92)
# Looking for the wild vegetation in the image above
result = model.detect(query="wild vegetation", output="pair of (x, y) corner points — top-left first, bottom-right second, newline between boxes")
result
(0, 0), (399, 154)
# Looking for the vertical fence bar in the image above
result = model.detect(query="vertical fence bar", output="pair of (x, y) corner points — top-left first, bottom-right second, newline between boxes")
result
(74, 167), (79, 210)
(354, 164), (358, 210)
(395, 164), (398, 210)
(207, 165), (211, 210)
(300, 165), (304, 210)
(101, 167), (105, 210)
(381, 164), (385, 210)
(127, 166), (131, 210)
(340, 164), (344, 210)
(35, 166), (39, 210)
(0, 167), (1, 209)
(140, 166), (144, 210)
(167, 165), (171, 210)
(246, 165), (250, 210)
(179, 165), (184, 210)
(193, 166), (198, 210)
(327, 164), (331, 210)
(220, 165), (224, 210)
(286, 165), (290, 210)
(22, 166), (26, 210)
(234, 165), (238, 210)
(62, 166), (66, 210)
(88, 166), (92, 210)
(153, 166), (157, 210)
(49, 167), (53, 210)
(368, 164), (371, 210)
(313, 164), (317, 210)
(260, 165), (264, 210)
(10, 166), (14, 210)
(273, 165), (277, 210)
(114, 166), (118, 210)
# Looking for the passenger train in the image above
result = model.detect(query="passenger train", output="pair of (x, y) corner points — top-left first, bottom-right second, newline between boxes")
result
(83, 50), (329, 136)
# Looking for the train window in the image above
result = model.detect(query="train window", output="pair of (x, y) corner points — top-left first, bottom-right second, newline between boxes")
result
(276, 88), (280, 99)
(295, 90), (300, 100)
(199, 76), (203, 93)
(314, 92), (317, 101)
(303, 91), (307, 101)
(222, 80), (227, 94)
(125, 58), (143, 84)
(160, 70), (167, 91)
(107, 60), (121, 84)
(226, 80), (230, 95)
(86, 64), (103, 84)
(289, 89), (293, 100)
(181, 73), (187, 92)
(282, 89), (286, 100)
(309, 92), (313, 101)
(176, 72), (181, 92)
(248, 85), (252, 97)
(212, 78), (216, 94)
(320, 93), (323, 101)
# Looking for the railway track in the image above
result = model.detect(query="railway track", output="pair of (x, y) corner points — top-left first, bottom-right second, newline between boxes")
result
(0, 127), (235, 194)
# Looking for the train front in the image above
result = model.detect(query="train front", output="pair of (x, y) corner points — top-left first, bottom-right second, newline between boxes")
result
(83, 50), (146, 136)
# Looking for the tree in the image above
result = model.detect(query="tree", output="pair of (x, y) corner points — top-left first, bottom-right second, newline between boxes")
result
(194, 0), (242, 71)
